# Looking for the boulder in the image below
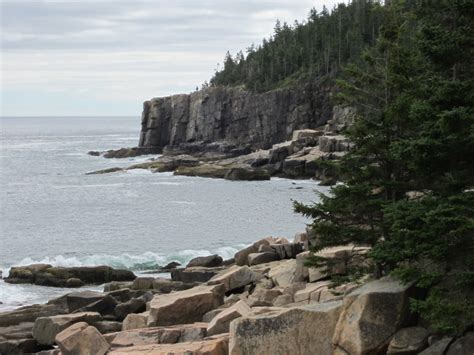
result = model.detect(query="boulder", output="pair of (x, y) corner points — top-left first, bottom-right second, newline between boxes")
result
(268, 243), (303, 259)
(33, 312), (102, 345)
(208, 265), (262, 293)
(294, 251), (311, 282)
(293, 232), (307, 244)
(229, 301), (343, 355)
(103, 281), (133, 292)
(0, 338), (43, 355)
(122, 312), (149, 331)
(247, 252), (279, 266)
(108, 334), (229, 355)
(106, 323), (208, 347)
(0, 301), (68, 328)
(446, 332), (474, 355)
(187, 255), (223, 268)
(292, 129), (323, 141)
(319, 134), (351, 152)
(161, 261), (181, 270)
(234, 238), (272, 266)
(224, 167), (270, 181)
(171, 267), (222, 283)
(333, 277), (416, 355)
(387, 327), (429, 354)
(207, 301), (251, 336)
(0, 322), (34, 341)
(55, 322), (110, 355)
(268, 259), (297, 287)
(147, 284), (225, 327)
(282, 159), (306, 177)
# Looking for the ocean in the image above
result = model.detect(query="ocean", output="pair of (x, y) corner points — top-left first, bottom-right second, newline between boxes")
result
(0, 116), (328, 310)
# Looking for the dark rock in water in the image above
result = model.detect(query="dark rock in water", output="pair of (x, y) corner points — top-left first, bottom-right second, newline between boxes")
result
(222, 258), (235, 266)
(186, 255), (223, 268)
(5, 264), (136, 287)
(85, 167), (123, 175)
(103, 147), (161, 159)
(65, 278), (84, 288)
(171, 267), (223, 283)
(162, 261), (181, 270)
(87, 151), (101, 156)
(224, 167), (270, 181)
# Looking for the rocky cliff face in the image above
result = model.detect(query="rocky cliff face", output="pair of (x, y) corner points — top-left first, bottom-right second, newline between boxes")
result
(139, 82), (332, 150)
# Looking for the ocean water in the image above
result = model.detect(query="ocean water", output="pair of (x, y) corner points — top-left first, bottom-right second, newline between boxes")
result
(0, 116), (328, 310)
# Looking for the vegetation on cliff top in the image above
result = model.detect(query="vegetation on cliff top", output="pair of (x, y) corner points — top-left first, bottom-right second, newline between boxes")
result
(210, 0), (384, 92)
(294, 0), (474, 335)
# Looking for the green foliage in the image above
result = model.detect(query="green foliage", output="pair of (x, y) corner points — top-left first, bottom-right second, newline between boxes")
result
(295, 0), (474, 334)
(210, 0), (384, 92)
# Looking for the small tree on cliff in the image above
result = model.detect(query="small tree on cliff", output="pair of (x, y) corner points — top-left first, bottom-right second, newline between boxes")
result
(295, 0), (474, 334)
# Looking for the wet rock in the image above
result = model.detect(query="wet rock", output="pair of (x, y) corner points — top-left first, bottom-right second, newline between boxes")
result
(103, 147), (160, 159)
(187, 255), (223, 268)
(224, 167), (270, 181)
(174, 164), (230, 179)
(5, 264), (136, 287)
(86, 167), (123, 175)
(147, 284), (225, 327)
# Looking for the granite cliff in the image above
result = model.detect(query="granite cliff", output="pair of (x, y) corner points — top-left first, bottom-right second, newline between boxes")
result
(138, 82), (332, 151)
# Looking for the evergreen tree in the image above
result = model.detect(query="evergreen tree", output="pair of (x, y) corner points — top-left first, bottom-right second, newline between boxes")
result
(295, 0), (474, 334)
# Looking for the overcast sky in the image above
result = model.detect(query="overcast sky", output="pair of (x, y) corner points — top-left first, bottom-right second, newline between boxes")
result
(1, 0), (340, 116)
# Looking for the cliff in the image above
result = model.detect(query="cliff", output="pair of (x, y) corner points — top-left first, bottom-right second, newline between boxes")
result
(138, 82), (332, 150)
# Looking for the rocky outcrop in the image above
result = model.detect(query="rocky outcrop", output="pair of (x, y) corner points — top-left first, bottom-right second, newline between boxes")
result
(55, 322), (110, 355)
(5, 264), (136, 287)
(139, 85), (332, 151)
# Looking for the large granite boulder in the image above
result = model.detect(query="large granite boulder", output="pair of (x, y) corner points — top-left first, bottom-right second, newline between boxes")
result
(5, 264), (136, 287)
(446, 332), (474, 355)
(66, 291), (107, 312)
(187, 255), (223, 268)
(419, 337), (453, 355)
(108, 334), (229, 355)
(207, 301), (251, 336)
(147, 284), (225, 327)
(247, 252), (279, 266)
(229, 301), (343, 355)
(333, 277), (416, 355)
(208, 266), (262, 292)
(55, 322), (110, 355)
(33, 312), (102, 345)
(268, 259), (297, 287)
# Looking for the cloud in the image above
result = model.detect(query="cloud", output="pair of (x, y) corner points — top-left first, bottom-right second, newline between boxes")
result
(0, 0), (340, 116)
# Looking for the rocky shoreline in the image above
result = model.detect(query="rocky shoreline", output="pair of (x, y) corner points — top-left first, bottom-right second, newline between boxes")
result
(1, 230), (471, 354)
(86, 106), (353, 184)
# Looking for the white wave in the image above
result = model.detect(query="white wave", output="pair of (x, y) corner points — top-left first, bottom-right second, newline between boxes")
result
(124, 169), (153, 175)
(168, 200), (196, 205)
(5, 245), (245, 275)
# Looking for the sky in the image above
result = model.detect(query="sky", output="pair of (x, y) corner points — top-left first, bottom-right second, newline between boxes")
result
(1, 0), (340, 117)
